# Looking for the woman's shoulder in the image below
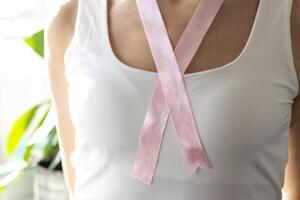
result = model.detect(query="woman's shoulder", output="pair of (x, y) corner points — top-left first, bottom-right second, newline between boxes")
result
(46, 0), (78, 59)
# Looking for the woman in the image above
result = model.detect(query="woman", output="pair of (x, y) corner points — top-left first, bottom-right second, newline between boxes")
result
(46, 0), (300, 199)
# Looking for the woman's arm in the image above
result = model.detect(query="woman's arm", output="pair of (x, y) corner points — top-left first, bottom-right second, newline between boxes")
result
(45, 0), (78, 198)
(283, 0), (300, 199)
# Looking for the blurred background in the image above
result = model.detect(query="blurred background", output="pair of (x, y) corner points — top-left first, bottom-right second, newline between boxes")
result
(0, 0), (70, 199)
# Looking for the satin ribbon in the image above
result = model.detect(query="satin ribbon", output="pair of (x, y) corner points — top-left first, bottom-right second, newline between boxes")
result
(131, 0), (224, 185)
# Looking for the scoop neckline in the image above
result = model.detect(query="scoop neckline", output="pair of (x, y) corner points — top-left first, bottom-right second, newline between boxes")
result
(102, 0), (262, 79)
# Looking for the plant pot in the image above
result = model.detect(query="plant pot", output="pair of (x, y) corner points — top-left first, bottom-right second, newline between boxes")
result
(33, 163), (69, 200)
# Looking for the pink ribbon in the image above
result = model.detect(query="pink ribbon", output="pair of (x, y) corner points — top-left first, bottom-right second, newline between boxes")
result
(131, 0), (224, 185)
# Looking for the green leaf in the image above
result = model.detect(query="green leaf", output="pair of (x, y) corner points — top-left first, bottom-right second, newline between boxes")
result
(5, 99), (51, 158)
(42, 127), (59, 161)
(24, 30), (44, 58)
(0, 170), (24, 191)
(26, 104), (55, 146)
(23, 103), (59, 167)
(48, 151), (61, 171)
(5, 105), (40, 157)
(32, 102), (51, 133)
(23, 144), (34, 161)
(0, 161), (28, 190)
(25, 126), (58, 167)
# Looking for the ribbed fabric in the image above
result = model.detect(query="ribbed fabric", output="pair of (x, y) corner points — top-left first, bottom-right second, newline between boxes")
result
(64, 0), (298, 199)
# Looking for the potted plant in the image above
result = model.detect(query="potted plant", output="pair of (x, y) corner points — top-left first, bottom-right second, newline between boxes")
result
(0, 30), (69, 200)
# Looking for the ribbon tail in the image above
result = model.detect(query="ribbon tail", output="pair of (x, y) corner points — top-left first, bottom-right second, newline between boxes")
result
(182, 142), (213, 176)
(131, 85), (169, 185)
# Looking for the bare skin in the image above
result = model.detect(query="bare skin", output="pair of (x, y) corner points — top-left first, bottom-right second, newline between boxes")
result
(46, 0), (300, 198)
(46, 1), (77, 199)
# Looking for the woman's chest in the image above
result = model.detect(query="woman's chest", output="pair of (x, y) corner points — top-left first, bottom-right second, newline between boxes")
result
(67, 59), (293, 152)
(108, 0), (261, 75)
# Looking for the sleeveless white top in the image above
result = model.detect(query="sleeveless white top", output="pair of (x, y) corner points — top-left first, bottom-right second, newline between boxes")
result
(64, 0), (299, 199)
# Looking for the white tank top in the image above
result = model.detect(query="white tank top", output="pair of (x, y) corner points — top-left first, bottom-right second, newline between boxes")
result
(64, 0), (298, 199)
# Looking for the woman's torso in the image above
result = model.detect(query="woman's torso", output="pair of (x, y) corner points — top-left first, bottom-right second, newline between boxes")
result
(64, 0), (299, 199)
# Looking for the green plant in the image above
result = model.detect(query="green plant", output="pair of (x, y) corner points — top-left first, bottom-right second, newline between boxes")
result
(24, 30), (44, 57)
(0, 30), (61, 191)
